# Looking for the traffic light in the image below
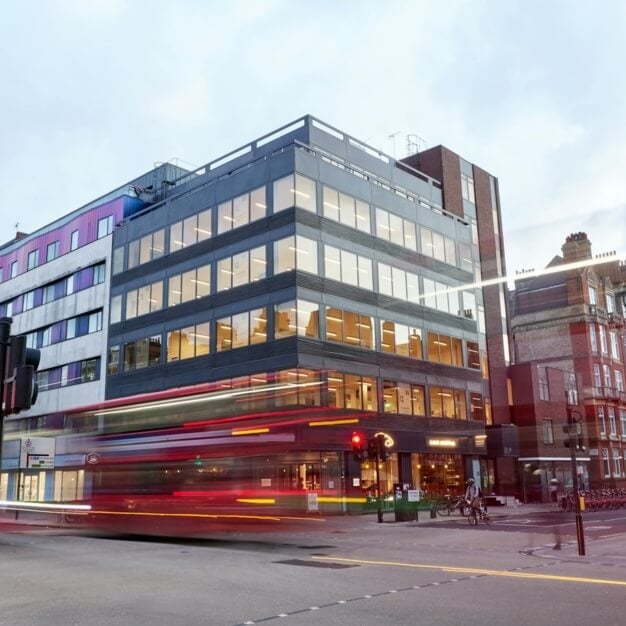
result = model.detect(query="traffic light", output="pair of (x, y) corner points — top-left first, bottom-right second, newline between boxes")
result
(562, 425), (585, 451)
(377, 434), (390, 461)
(564, 437), (586, 451)
(351, 433), (365, 461)
(368, 437), (378, 461)
(3, 334), (40, 415)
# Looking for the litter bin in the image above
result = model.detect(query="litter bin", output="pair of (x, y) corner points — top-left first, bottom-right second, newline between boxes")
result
(394, 485), (418, 522)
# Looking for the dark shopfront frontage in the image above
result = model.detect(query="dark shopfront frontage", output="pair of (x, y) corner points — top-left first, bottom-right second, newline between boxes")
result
(334, 422), (494, 510)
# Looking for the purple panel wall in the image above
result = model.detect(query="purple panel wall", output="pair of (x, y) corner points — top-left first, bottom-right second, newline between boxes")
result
(0, 196), (126, 283)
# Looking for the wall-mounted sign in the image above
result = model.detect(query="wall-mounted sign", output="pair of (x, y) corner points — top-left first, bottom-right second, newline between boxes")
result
(307, 492), (319, 512)
(375, 431), (395, 448)
(19, 437), (55, 469)
(428, 438), (458, 448)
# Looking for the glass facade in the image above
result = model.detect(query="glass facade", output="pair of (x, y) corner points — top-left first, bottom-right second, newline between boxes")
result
(4, 118), (505, 513)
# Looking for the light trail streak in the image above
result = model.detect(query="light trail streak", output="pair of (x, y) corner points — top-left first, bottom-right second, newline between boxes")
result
(85, 509), (327, 522)
(0, 500), (91, 511)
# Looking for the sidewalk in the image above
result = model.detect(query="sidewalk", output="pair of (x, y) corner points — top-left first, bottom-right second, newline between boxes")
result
(532, 533), (626, 566)
(375, 500), (559, 523)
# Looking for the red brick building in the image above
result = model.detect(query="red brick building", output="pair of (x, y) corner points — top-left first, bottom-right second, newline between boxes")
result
(510, 232), (626, 497)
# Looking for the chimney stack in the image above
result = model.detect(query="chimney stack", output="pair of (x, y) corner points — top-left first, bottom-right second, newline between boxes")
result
(561, 232), (592, 263)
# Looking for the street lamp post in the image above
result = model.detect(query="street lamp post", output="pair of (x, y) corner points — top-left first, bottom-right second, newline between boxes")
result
(565, 405), (586, 556)
(375, 448), (383, 524)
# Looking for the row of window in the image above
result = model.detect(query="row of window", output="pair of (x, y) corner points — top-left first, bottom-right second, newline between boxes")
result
(108, 300), (483, 372)
(598, 406), (626, 439)
(382, 380), (488, 421)
(104, 359), (488, 422)
(113, 173), (473, 277)
(0, 263), (106, 318)
(1, 217), (112, 283)
(588, 285), (617, 315)
(36, 357), (101, 392)
(592, 364), (625, 391)
(601, 447), (626, 479)
(589, 323), (621, 360)
(544, 409), (626, 453)
(111, 237), (476, 325)
(25, 310), (103, 349)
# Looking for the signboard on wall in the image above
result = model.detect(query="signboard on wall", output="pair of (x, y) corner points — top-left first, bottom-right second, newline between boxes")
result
(307, 492), (319, 512)
(19, 437), (56, 470)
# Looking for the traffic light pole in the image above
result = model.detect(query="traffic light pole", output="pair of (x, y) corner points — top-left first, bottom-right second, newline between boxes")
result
(0, 317), (12, 469)
(567, 406), (586, 556)
(375, 445), (383, 523)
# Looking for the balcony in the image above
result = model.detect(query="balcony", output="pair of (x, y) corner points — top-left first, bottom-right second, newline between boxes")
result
(608, 312), (624, 327)
(620, 391), (626, 404)
(588, 304), (607, 319)
(583, 386), (604, 400)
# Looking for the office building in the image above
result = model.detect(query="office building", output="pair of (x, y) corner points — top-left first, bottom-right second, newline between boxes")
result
(1, 116), (515, 509)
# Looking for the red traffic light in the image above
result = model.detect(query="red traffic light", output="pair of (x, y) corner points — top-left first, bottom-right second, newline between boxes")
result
(351, 433), (365, 461)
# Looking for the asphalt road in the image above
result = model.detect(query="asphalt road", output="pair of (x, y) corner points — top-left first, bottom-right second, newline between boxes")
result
(2, 511), (626, 626)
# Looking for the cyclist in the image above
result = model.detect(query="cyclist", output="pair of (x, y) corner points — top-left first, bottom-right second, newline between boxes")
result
(464, 478), (483, 513)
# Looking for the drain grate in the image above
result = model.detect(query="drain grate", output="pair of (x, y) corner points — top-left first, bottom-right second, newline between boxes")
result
(275, 559), (357, 569)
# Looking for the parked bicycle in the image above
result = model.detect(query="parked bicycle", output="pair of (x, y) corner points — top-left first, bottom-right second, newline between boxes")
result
(559, 488), (626, 512)
(436, 494), (470, 517)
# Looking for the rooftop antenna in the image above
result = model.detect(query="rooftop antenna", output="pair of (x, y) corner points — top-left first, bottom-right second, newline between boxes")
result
(388, 131), (401, 158)
(406, 134), (427, 156)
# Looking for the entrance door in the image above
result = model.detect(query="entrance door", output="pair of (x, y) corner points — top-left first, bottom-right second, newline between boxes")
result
(278, 462), (320, 491)
(21, 474), (39, 502)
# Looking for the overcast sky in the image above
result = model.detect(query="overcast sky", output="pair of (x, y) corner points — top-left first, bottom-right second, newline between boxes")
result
(1, 0), (624, 276)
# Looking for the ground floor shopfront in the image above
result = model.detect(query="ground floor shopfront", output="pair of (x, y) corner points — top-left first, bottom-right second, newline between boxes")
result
(518, 457), (591, 503)
(2, 449), (492, 516)
(1, 407), (500, 515)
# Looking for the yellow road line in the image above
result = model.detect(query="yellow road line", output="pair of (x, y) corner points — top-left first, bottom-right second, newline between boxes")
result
(311, 556), (626, 587)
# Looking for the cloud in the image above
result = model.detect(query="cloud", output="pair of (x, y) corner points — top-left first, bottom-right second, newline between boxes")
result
(0, 0), (624, 278)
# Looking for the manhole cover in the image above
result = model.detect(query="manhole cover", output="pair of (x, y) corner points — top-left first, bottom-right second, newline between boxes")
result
(297, 545), (334, 549)
(275, 559), (357, 569)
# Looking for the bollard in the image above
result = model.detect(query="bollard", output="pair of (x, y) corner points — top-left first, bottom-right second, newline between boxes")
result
(430, 507), (436, 519)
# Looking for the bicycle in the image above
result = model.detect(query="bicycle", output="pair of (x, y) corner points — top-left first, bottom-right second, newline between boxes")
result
(467, 498), (490, 525)
(436, 495), (470, 517)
